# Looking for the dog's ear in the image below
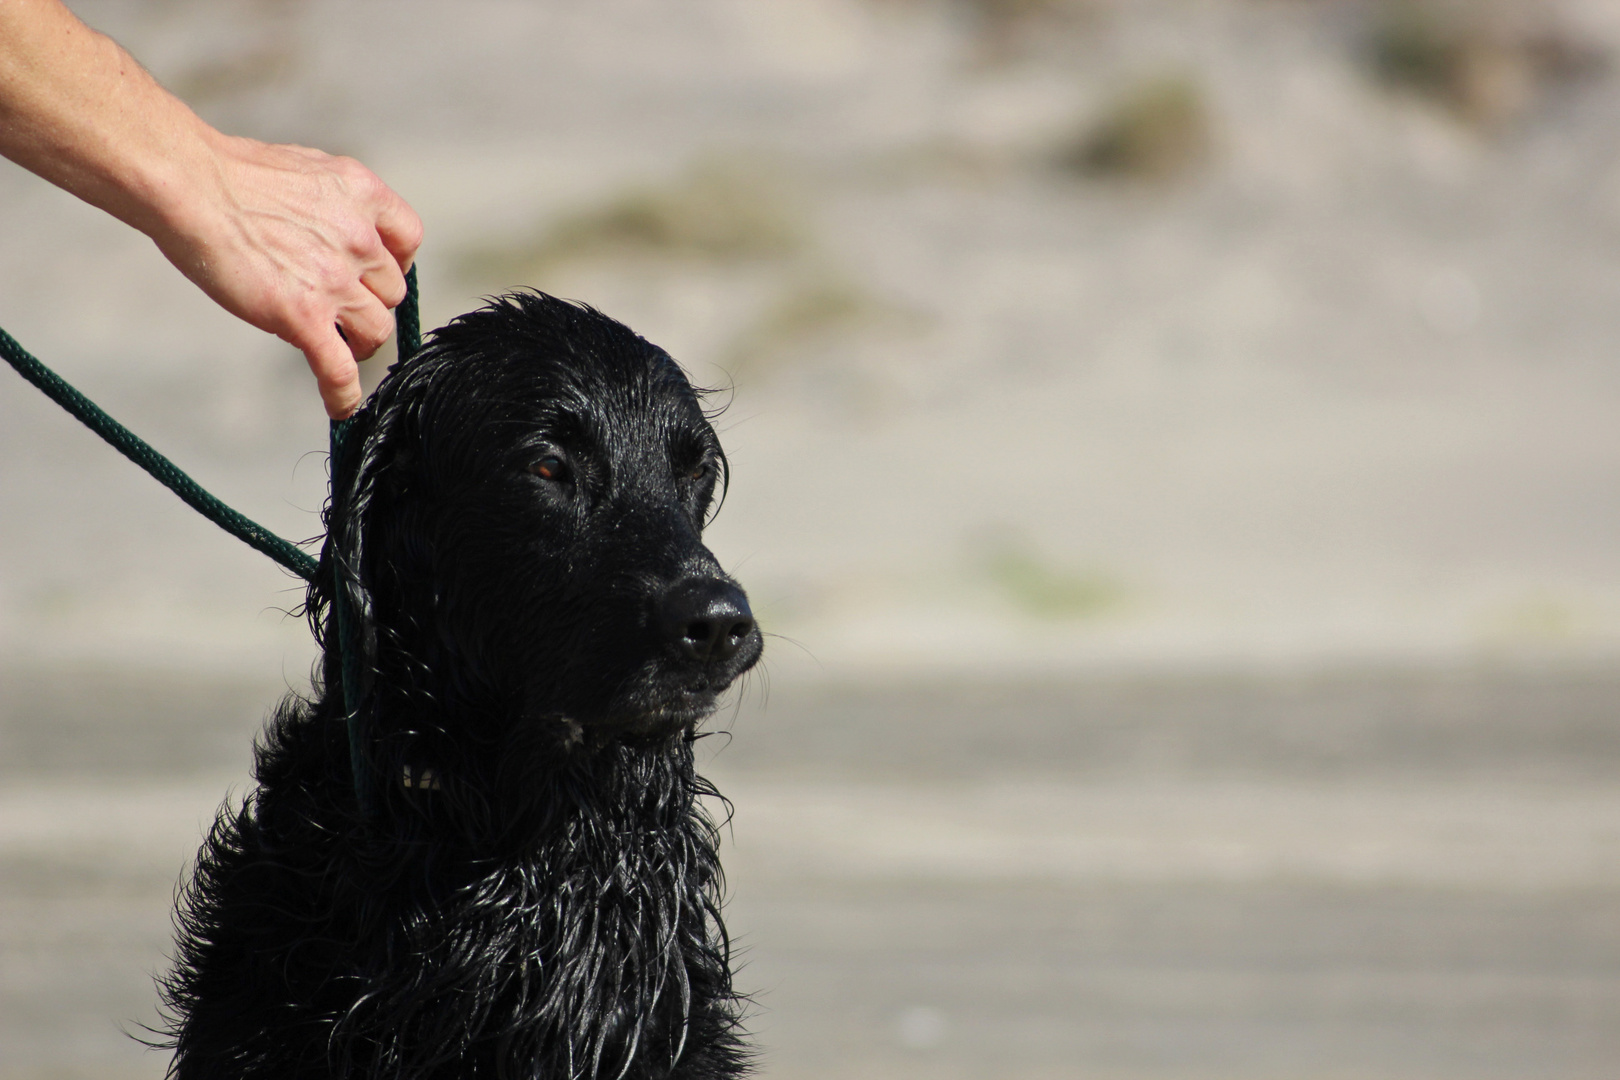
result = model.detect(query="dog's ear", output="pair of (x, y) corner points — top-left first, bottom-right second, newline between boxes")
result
(382, 443), (419, 497)
(361, 419), (433, 624)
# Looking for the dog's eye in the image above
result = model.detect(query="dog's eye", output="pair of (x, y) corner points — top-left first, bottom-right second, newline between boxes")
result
(529, 456), (570, 483)
(689, 463), (710, 482)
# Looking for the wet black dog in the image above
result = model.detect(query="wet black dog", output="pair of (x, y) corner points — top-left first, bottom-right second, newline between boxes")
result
(160, 293), (762, 1080)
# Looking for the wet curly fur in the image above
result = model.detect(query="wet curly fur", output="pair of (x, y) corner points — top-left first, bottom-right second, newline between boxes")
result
(159, 293), (764, 1080)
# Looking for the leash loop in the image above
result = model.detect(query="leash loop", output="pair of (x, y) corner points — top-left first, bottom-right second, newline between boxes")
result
(331, 264), (420, 812)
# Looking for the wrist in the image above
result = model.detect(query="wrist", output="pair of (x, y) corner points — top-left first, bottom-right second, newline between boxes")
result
(120, 117), (231, 246)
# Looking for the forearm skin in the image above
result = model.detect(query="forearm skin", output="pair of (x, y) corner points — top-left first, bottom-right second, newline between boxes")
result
(0, 0), (218, 239)
(0, 0), (423, 418)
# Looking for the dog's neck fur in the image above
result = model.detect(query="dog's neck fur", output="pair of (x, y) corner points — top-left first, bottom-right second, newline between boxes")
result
(163, 673), (745, 1080)
(327, 722), (738, 1079)
(302, 490), (747, 1077)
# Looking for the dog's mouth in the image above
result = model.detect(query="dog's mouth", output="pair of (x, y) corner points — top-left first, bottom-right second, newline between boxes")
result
(609, 689), (721, 741)
(531, 687), (721, 749)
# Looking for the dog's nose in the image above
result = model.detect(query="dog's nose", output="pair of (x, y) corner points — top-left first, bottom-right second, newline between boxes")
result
(660, 579), (756, 664)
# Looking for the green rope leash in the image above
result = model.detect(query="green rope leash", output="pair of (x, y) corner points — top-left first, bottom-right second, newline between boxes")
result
(394, 263), (422, 361)
(1, 264), (423, 813)
(0, 326), (320, 581)
(330, 262), (421, 810)
(328, 414), (367, 808)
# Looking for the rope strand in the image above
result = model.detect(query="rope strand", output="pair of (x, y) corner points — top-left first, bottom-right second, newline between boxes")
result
(2, 264), (424, 813)
(332, 264), (419, 812)
(0, 265), (422, 583)
(0, 326), (320, 580)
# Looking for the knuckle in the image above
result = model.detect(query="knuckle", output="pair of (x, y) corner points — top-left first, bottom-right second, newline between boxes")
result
(397, 210), (425, 251)
(378, 268), (409, 305)
(345, 310), (392, 359)
(377, 280), (407, 310)
(332, 155), (370, 182)
(290, 290), (334, 332)
(341, 220), (379, 256)
(341, 159), (386, 199)
(322, 360), (360, 392)
(315, 257), (359, 299)
(302, 331), (345, 371)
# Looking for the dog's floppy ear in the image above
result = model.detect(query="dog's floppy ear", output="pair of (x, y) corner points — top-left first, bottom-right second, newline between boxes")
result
(309, 343), (447, 740)
(386, 443), (418, 490)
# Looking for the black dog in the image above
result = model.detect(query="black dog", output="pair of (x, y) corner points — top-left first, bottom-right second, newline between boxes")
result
(160, 293), (763, 1079)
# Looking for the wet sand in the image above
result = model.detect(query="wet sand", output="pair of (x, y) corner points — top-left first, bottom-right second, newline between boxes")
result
(3, 665), (1619, 1080)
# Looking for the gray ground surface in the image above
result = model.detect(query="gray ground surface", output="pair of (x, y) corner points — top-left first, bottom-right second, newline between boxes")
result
(3, 665), (1619, 1080)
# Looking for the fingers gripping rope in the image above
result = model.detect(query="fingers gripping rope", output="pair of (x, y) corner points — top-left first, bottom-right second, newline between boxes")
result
(1, 265), (422, 812)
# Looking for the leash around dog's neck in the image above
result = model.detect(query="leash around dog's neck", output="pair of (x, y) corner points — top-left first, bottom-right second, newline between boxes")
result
(328, 267), (420, 813)
(0, 266), (422, 815)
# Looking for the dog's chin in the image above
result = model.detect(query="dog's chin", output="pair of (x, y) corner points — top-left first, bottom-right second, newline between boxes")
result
(528, 687), (721, 750)
(606, 687), (721, 743)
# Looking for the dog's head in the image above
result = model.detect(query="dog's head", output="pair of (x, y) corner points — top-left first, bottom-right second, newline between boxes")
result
(318, 293), (761, 760)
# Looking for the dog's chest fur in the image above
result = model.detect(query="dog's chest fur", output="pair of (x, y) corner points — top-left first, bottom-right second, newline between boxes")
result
(164, 699), (747, 1080)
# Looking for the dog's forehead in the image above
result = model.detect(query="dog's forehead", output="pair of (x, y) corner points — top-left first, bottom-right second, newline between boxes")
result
(495, 345), (708, 441)
(392, 293), (717, 470)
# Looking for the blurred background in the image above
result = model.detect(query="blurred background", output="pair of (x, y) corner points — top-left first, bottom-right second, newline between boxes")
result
(4, 0), (1620, 1076)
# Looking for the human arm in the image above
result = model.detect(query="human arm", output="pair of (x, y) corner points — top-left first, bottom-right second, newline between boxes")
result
(0, 0), (422, 418)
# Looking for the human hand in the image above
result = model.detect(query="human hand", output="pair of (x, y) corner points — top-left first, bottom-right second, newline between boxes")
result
(150, 133), (423, 419)
(0, 0), (422, 417)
